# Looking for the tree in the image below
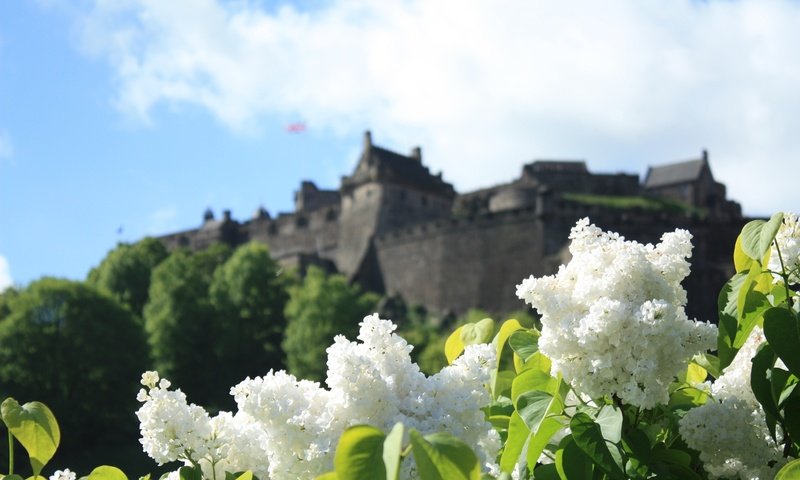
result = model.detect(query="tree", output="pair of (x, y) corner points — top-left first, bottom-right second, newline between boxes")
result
(193, 242), (233, 284)
(209, 243), (289, 391)
(87, 237), (168, 317)
(0, 278), (149, 451)
(143, 250), (219, 406)
(283, 266), (379, 381)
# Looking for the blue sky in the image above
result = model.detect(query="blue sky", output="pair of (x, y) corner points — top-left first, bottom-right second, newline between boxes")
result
(1, 0), (799, 290)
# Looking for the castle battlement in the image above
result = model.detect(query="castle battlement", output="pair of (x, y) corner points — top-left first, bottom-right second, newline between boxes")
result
(155, 131), (746, 321)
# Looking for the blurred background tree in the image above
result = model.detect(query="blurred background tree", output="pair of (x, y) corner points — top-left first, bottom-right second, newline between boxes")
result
(87, 238), (168, 318)
(0, 278), (149, 472)
(143, 250), (219, 406)
(209, 243), (289, 404)
(283, 266), (379, 381)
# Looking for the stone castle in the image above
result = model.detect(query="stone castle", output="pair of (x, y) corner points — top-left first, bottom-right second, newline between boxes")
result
(157, 131), (747, 322)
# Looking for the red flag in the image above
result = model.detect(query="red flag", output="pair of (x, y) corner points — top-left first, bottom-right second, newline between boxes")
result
(286, 122), (307, 133)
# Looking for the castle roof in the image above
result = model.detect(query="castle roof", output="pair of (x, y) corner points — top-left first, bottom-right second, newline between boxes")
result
(525, 160), (588, 174)
(644, 153), (710, 188)
(341, 131), (455, 197)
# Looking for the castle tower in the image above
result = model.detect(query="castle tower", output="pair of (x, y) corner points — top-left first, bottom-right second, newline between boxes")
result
(336, 131), (456, 282)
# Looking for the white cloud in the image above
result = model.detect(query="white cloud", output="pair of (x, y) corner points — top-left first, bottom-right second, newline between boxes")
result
(76, 0), (800, 216)
(0, 130), (13, 160)
(0, 256), (12, 292)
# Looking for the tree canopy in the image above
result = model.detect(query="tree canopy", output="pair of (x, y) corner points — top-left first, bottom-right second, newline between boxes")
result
(0, 278), (149, 448)
(87, 238), (168, 317)
(210, 242), (289, 391)
(282, 266), (379, 381)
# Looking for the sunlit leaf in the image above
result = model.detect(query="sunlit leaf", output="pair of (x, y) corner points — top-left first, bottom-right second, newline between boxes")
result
(86, 467), (128, 480)
(0, 399), (60, 478)
(445, 326), (465, 364)
(383, 423), (404, 480)
(460, 318), (494, 346)
(410, 430), (480, 480)
(333, 425), (386, 480)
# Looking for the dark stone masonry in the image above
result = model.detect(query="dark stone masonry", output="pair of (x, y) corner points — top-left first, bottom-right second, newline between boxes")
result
(156, 131), (748, 323)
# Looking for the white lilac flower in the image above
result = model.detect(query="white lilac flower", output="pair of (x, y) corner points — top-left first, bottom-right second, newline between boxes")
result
(769, 212), (800, 285)
(49, 469), (76, 480)
(679, 327), (784, 479)
(138, 314), (499, 480)
(136, 378), (217, 466)
(141, 371), (160, 389)
(516, 218), (717, 408)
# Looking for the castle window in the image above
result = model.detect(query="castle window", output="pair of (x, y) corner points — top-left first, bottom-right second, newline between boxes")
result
(268, 223), (278, 235)
(421, 195), (428, 207)
(326, 209), (337, 221)
(296, 216), (308, 228)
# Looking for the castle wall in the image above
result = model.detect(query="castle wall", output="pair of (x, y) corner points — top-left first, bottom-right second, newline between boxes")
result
(375, 204), (746, 321)
(375, 208), (549, 315)
(244, 206), (340, 265)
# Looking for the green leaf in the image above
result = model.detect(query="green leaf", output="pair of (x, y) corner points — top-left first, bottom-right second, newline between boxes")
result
(621, 428), (651, 465)
(750, 343), (780, 421)
(314, 474), (338, 480)
(508, 331), (539, 364)
(525, 414), (565, 469)
(556, 436), (593, 479)
(333, 425), (387, 480)
(532, 464), (558, 480)
(783, 397), (800, 448)
(691, 353), (721, 379)
(460, 318), (495, 346)
(734, 234), (754, 273)
(383, 423), (404, 480)
(717, 272), (748, 369)
(86, 467), (128, 480)
(516, 391), (555, 432)
(0, 399), (60, 478)
(498, 412), (529, 473)
(763, 307), (800, 377)
(770, 368), (794, 408)
(491, 370), (516, 400)
(740, 213), (782, 262)
(225, 473), (254, 480)
(511, 368), (557, 404)
(445, 326), (465, 364)
(595, 405), (623, 444)
(409, 430), (480, 480)
(493, 320), (523, 365)
(650, 448), (703, 480)
(762, 212), (785, 258)
(741, 219), (767, 260)
(776, 458), (800, 479)
(515, 351), (551, 375)
(735, 289), (772, 350)
(569, 412), (625, 479)
(177, 467), (201, 480)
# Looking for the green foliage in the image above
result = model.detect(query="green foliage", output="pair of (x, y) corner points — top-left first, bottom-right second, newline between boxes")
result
(85, 466), (128, 480)
(282, 267), (378, 381)
(144, 251), (219, 406)
(0, 279), (148, 453)
(88, 238), (168, 317)
(319, 423), (480, 480)
(561, 193), (707, 216)
(209, 243), (289, 392)
(1, 398), (60, 477)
